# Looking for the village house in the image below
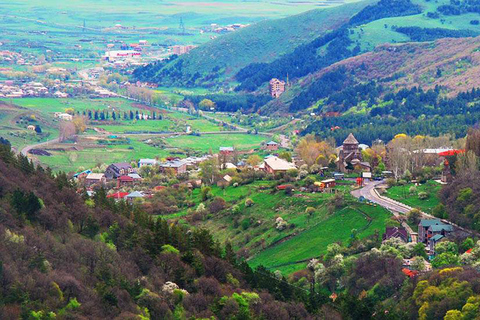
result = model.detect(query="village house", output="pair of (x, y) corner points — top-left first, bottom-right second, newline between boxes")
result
(105, 163), (134, 180)
(125, 191), (145, 204)
(418, 219), (453, 244)
(383, 227), (409, 243)
(314, 179), (336, 191)
(106, 191), (129, 201)
(54, 112), (73, 121)
(263, 156), (296, 174)
(224, 163), (237, 170)
(265, 141), (279, 151)
(73, 169), (92, 180)
(219, 147), (234, 156)
(85, 173), (106, 186)
(117, 175), (134, 187)
(159, 160), (187, 175)
(27, 125), (36, 131)
(269, 78), (285, 98)
(138, 158), (158, 167)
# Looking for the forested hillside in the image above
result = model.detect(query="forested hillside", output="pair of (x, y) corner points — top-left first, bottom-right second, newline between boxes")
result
(289, 37), (480, 144)
(0, 142), (316, 319)
(133, 1), (373, 88)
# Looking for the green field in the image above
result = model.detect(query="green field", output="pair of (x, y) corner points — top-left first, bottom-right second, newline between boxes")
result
(5, 97), (134, 113)
(0, 0), (357, 65)
(350, 0), (480, 51)
(36, 136), (170, 172)
(384, 180), (442, 214)
(164, 133), (267, 152)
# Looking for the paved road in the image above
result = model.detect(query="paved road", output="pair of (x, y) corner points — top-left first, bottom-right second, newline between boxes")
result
(20, 137), (59, 156)
(351, 180), (412, 214)
(351, 180), (417, 241)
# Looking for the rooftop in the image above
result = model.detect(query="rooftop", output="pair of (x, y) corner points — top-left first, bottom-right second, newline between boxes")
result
(86, 173), (105, 180)
(419, 219), (443, 227)
(429, 224), (453, 232)
(264, 156), (296, 171)
(343, 133), (359, 145)
(430, 234), (445, 242)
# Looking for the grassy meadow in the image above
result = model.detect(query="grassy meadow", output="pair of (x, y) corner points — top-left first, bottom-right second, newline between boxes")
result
(350, 0), (480, 51)
(384, 180), (442, 214)
(164, 133), (267, 153)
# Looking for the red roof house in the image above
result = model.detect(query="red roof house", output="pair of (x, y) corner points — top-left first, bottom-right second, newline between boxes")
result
(402, 268), (419, 278)
(107, 192), (129, 199)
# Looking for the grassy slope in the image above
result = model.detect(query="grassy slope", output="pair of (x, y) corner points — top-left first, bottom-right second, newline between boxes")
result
(384, 180), (441, 214)
(351, 0), (480, 51)
(151, 0), (373, 80)
(248, 203), (390, 274)
(174, 181), (390, 275)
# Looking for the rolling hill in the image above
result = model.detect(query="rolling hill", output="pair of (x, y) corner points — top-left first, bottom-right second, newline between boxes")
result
(133, 0), (375, 87)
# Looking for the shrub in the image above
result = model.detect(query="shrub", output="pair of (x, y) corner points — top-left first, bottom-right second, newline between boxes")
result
(386, 178), (396, 188)
(409, 186), (417, 194)
(161, 244), (180, 255)
(285, 186), (294, 195)
(305, 207), (315, 218)
(241, 218), (250, 230)
(209, 197), (226, 214)
(298, 170), (309, 179)
(245, 198), (254, 207)
(407, 208), (421, 225)
(231, 205), (241, 215)
(418, 192), (429, 200)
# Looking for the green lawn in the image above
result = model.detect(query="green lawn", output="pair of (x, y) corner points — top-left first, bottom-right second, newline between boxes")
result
(164, 133), (267, 152)
(384, 180), (442, 214)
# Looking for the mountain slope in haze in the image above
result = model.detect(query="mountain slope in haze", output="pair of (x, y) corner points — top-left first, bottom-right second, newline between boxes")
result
(133, 0), (374, 88)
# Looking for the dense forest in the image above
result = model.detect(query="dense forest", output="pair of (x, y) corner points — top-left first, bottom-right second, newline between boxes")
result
(301, 67), (480, 144)
(438, 0), (480, 15)
(392, 26), (478, 41)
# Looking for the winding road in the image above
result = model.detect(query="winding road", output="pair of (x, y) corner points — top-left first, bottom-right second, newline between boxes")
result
(351, 180), (419, 241)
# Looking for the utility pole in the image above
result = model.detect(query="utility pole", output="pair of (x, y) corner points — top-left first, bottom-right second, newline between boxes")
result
(83, 19), (86, 32)
(179, 17), (185, 35)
